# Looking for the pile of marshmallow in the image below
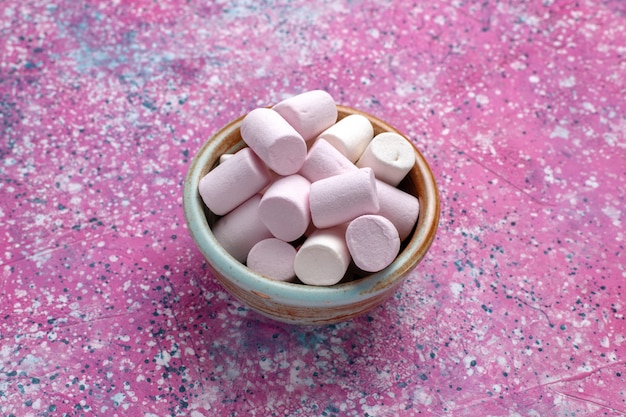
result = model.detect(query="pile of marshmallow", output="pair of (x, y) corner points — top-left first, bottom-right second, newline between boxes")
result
(199, 90), (419, 286)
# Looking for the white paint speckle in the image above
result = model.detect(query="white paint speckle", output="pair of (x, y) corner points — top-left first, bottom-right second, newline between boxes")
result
(600, 336), (610, 348)
(68, 183), (83, 193)
(550, 125), (569, 139)
(450, 283), (464, 297)
(110, 392), (125, 407)
(544, 166), (555, 184)
(582, 102), (596, 113)
(559, 76), (576, 88)
(602, 205), (621, 226)
(585, 176), (599, 189)
(510, 61), (527, 70)
(476, 94), (489, 106)
(155, 350), (171, 366)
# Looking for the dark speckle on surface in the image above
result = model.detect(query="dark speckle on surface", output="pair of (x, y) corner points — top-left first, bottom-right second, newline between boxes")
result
(1, 0), (626, 416)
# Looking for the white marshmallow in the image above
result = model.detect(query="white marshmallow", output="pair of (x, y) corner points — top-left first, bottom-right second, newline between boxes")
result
(299, 138), (358, 183)
(258, 174), (311, 242)
(212, 194), (273, 263)
(219, 153), (233, 164)
(346, 215), (400, 272)
(273, 90), (338, 141)
(247, 238), (297, 282)
(317, 114), (374, 163)
(309, 168), (379, 229)
(240, 108), (307, 175)
(199, 147), (272, 215)
(294, 224), (350, 286)
(356, 132), (415, 186)
(376, 180), (420, 241)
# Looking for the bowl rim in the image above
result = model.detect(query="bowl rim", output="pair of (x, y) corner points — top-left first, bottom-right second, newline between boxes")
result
(183, 105), (440, 307)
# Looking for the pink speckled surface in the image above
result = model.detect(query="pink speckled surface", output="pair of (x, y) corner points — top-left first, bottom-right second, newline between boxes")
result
(1, 1), (625, 416)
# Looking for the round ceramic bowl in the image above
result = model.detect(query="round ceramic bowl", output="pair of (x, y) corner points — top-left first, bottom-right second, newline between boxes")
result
(183, 105), (439, 325)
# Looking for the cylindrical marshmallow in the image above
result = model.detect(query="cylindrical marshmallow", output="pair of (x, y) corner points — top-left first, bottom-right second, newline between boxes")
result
(199, 147), (272, 215)
(356, 132), (416, 186)
(345, 215), (401, 272)
(258, 174), (311, 242)
(240, 107), (307, 175)
(376, 180), (420, 241)
(247, 238), (297, 282)
(211, 194), (273, 263)
(299, 139), (358, 183)
(294, 225), (350, 286)
(219, 153), (233, 164)
(317, 114), (374, 163)
(309, 168), (379, 229)
(272, 90), (338, 141)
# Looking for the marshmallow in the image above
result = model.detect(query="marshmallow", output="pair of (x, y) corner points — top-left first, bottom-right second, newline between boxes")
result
(240, 108), (307, 175)
(317, 114), (374, 163)
(376, 180), (419, 241)
(247, 238), (297, 282)
(258, 174), (311, 242)
(356, 132), (415, 186)
(212, 194), (273, 263)
(294, 224), (350, 286)
(199, 147), (272, 215)
(273, 90), (338, 141)
(309, 168), (379, 229)
(299, 139), (358, 183)
(346, 215), (401, 272)
(219, 153), (233, 164)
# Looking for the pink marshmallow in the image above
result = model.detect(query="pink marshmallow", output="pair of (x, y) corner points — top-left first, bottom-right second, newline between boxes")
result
(376, 180), (420, 241)
(309, 168), (379, 229)
(356, 132), (415, 186)
(346, 214), (401, 272)
(258, 174), (311, 242)
(294, 224), (350, 286)
(198, 147), (272, 216)
(273, 90), (338, 141)
(247, 238), (297, 282)
(240, 107), (307, 175)
(317, 114), (374, 163)
(299, 138), (358, 183)
(211, 194), (273, 263)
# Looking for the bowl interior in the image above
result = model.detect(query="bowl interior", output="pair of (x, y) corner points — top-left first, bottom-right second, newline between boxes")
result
(183, 105), (440, 307)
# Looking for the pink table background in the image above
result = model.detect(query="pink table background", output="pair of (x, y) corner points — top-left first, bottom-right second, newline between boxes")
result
(2, 1), (625, 416)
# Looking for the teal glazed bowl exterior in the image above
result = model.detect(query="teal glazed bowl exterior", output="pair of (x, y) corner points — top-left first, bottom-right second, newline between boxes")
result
(183, 105), (440, 325)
